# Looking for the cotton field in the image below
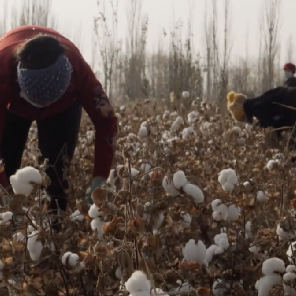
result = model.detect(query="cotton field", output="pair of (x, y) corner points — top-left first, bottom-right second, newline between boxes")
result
(1, 97), (296, 296)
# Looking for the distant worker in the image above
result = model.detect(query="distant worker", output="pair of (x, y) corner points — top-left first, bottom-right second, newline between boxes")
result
(0, 25), (117, 215)
(283, 63), (296, 87)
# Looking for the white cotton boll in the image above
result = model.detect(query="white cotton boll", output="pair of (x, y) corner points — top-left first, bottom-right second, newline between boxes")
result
(107, 169), (116, 190)
(10, 166), (42, 196)
(262, 258), (285, 276)
(227, 204), (241, 221)
(182, 91), (190, 98)
(276, 224), (296, 241)
(162, 176), (180, 197)
(141, 121), (147, 128)
(62, 252), (79, 267)
(138, 127), (148, 139)
(211, 199), (222, 211)
(88, 204), (102, 219)
(70, 210), (84, 222)
(286, 265), (296, 273)
(213, 203), (228, 221)
(115, 267), (122, 280)
(188, 111), (199, 124)
(257, 191), (269, 202)
(0, 212), (13, 225)
(182, 127), (196, 140)
(267, 160), (277, 170)
(245, 221), (253, 239)
(206, 245), (218, 263)
(256, 274), (282, 296)
(283, 272), (296, 296)
(173, 171), (188, 189)
(182, 239), (207, 264)
(86, 130), (95, 144)
(120, 106), (125, 111)
(125, 270), (151, 296)
(243, 181), (251, 188)
(214, 247), (225, 255)
(131, 168), (139, 177)
(222, 182), (234, 192)
(287, 242), (296, 263)
(140, 163), (151, 171)
(91, 218), (105, 239)
(27, 231), (43, 262)
(226, 171), (238, 185)
(180, 212), (191, 228)
(249, 245), (261, 254)
(183, 183), (204, 204)
(13, 232), (25, 242)
(212, 280), (230, 296)
(214, 233), (229, 250)
(218, 170), (228, 185)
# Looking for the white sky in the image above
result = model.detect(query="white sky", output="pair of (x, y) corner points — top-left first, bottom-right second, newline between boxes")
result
(5, 0), (296, 67)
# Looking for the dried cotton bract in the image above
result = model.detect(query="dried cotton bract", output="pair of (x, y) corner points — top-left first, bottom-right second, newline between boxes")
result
(10, 166), (42, 196)
(218, 169), (238, 192)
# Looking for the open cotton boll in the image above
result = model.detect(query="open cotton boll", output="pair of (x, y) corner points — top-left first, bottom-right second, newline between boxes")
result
(173, 171), (188, 189)
(287, 242), (296, 263)
(249, 245), (261, 254)
(180, 212), (191, 228)
(162, 176), (180, 197)
(257, 191), (269, 202)
(267, 160), (277, 170)
(182, 127), (196, 140)
(70, 210), (84, 222)
(138, 126), (148, 139)
(182, 91), (190, 98)
(212, 279), (230, 296)
(125, 270), (151, 296)
(183, 183), (204, 204)
(262, 258), (285, 276)
(227, 204), (240, 221)
(212, 203), (228, 221)
(88, 204), (102, 219)
(211, 199), (222, 211)
(276, 224), (296, 241)
(182, 239), (206, 264)
(131, 168), (139, 177)
(27, 231), (43, 262)
(214, 233), (230, 250)
(13, 232), (25, 243)
(10, 166), (42, 196)
(206, 245), (218, 263)
(255, 274), (282, 296)
(140, 163), (151, 172)
(188, 111), (199, 124)
(283, 272), (296, 296)
(286, 265), (296, 273)
(245, 221), (253, 239)
(62, 252), (79, 266)
(86, 130), (95, 144)
(152, 212), (165, 234)
(107, 169), (116, 190)
(0, 212), (13, 225)
(91, 218), (105, 240)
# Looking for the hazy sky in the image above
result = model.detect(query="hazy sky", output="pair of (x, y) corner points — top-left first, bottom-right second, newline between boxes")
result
(4, 0), (296, 67)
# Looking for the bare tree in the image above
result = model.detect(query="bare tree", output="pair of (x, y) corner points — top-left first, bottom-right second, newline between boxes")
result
(260, 0), (282, 90)
(94, 0), (120, 100)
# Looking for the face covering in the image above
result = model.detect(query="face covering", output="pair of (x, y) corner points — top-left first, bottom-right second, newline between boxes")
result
(284, 70), (293, 79)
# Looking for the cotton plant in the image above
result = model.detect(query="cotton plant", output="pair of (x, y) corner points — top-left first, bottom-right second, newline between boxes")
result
(283, 265), (296, 296)
(218, 168), (238, 192)
(255, 258), (285, 296)
(10, 166), (42, 196)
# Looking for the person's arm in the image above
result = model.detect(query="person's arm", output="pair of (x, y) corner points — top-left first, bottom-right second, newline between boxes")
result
(75, 56), (117, 181)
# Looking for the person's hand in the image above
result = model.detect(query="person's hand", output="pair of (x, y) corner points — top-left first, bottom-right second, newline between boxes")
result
(87, 176), (106, 204)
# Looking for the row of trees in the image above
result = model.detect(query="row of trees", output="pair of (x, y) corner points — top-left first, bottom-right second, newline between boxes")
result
(0, 0), (286, 102)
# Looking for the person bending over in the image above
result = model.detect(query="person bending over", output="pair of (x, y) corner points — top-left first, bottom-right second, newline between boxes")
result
(0, 25), (117, 212)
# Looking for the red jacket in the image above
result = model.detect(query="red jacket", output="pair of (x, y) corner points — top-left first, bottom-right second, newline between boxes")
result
(0, 25), (117, 188)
